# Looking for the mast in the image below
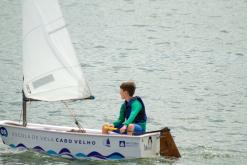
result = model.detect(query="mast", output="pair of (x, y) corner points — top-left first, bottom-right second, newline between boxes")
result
(22, 90), (27, 127)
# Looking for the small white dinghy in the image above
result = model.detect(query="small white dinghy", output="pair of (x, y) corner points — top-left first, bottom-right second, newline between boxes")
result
(0, 120), (160, 160)
(0, 0), (180, 160)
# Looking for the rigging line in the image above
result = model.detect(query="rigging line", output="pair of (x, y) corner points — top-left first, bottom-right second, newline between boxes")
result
(62, 101), (86, 133)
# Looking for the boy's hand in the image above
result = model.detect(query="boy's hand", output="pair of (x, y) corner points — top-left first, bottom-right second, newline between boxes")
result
(104, 123), (114, 127)
(120, 125), (127, 134)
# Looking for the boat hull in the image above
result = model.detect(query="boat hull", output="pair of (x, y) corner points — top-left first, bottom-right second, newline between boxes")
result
(0, 120), (160, 160)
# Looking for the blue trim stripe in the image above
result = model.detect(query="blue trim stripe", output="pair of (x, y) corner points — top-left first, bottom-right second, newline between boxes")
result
(9, 143), (125, 160)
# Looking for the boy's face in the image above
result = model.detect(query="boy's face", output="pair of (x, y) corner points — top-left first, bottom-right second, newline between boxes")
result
(119, 88), (128, 99)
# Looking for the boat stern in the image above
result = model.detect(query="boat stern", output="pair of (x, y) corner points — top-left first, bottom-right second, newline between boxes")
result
(139, 133), (160, 158)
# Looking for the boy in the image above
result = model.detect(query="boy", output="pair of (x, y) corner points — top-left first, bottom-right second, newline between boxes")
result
(102, 81), (147, 135)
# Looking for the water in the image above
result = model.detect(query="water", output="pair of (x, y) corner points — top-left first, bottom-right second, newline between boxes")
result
(0, 0), (247, 164)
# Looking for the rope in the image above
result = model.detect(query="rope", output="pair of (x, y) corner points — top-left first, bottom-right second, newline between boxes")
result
(62, 101), (85, 133)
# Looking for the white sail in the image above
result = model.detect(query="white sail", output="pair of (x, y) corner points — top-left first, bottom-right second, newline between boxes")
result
(22, 0), (92, 101)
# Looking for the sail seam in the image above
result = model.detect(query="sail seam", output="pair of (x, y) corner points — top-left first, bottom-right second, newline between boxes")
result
(23, 25), (42, 41)
(24, 64), (82, 85)
(23, 16), (65, 41)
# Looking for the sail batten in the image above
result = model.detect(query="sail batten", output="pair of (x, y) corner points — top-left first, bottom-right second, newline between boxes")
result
(23, 0), (92, 101)
(48, 25), (66, 35)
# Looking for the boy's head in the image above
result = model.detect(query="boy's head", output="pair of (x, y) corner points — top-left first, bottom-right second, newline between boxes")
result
(120, 81), (136, 97)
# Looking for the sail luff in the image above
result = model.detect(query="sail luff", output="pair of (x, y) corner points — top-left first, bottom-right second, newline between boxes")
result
(22, 0), (92, 101)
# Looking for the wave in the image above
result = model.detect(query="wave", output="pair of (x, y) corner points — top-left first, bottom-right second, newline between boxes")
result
(9, 143), (125, 160)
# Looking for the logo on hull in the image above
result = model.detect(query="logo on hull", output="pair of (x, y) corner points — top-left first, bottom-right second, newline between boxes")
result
(144, 136), (152, 150)
(119, 140), (139, 147)
(103, 138), (111, 147)
(0, 127), (8, 137)
(119, 141), (125, 147)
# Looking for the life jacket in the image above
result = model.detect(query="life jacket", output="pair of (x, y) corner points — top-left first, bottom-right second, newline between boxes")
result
(123, 96), (147, 123)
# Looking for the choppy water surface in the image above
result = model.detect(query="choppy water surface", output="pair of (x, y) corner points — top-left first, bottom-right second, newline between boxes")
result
(0, 0), (247, 164)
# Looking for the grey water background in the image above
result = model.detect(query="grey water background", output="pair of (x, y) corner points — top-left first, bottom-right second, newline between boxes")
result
(0, 0), (247, 164)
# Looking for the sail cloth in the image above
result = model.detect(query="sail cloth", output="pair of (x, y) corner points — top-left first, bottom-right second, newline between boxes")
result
(22, 0), (92, 101)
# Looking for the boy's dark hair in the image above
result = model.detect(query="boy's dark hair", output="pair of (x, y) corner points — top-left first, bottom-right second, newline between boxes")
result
(120, 81), (136, 96)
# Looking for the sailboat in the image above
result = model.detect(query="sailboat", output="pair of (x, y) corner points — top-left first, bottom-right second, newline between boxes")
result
(0, 0), (180, 160)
